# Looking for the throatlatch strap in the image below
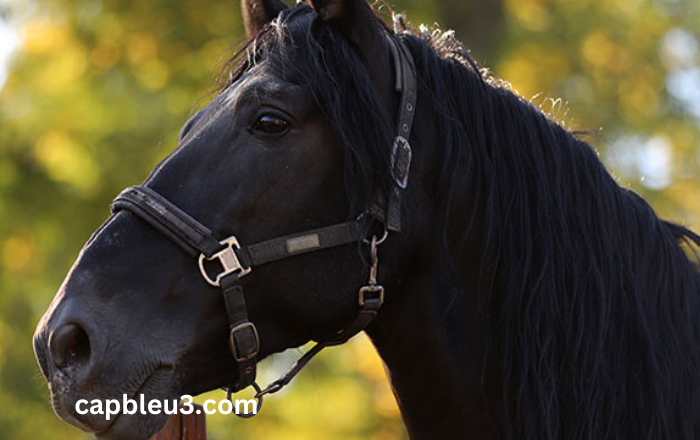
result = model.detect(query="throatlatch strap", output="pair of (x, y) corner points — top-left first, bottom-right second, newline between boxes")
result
(385, 35), (417, 232)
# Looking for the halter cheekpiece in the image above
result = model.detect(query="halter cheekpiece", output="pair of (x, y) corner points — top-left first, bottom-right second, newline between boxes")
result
(111, 28), (417, 417)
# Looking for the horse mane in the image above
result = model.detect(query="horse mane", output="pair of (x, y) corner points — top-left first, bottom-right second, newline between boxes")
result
(401, 28), (700, 440)
(221, 6), (700, 439)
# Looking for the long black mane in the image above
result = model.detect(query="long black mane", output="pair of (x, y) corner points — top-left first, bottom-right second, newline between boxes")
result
(223, 6), (700, 439)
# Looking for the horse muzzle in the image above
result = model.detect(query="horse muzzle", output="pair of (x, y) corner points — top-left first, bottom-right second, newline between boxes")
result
(34, 314), (113, 433)
(34, 298), (174, 440)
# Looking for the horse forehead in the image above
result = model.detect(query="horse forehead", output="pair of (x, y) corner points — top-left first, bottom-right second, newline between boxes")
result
(222, 68), (299, 105)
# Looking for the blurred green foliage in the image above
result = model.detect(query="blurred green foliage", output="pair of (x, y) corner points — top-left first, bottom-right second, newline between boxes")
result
(0, 0), (698, 439)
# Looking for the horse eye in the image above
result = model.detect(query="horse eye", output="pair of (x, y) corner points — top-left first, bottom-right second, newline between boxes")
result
(251, 114), (290, 135)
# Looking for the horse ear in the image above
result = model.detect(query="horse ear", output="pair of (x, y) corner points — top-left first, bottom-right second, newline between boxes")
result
(309, 0), (394, 106)
(241, 0), (290, 38)
(309, 0), (384, 50)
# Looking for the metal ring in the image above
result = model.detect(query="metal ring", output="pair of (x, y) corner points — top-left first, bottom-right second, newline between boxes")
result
(357, 212), (389, 246)
(227, 382), (263, 418)
(363, 228), (388, 246)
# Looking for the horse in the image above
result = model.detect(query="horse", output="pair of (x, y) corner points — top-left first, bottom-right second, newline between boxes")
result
(33, 0), (700, 439)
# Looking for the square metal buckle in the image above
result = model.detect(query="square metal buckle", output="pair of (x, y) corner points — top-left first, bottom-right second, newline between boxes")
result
(229, 322), (260, 363)
(198, 236), (251, 287)
(358, 285), (385, 307)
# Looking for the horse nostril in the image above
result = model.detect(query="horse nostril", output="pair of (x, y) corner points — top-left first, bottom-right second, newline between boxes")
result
(50, 323), (91, 370)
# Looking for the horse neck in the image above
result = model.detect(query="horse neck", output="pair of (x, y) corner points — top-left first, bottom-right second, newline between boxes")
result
(369, 47), (700, 439)
(365, 270), (497, 439)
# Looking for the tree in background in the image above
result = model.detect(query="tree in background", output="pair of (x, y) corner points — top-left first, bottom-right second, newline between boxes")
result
(0, 0), (698, 439)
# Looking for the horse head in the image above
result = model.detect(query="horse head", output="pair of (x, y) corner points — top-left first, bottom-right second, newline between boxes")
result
(33, 1), (433, 438)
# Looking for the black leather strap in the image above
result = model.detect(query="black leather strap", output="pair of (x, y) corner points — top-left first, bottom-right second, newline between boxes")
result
(220, 274), (258, 391)
(239, 221), (360, 268)
(385, 35), (417, 232)
(111, 186), (221, 257)
(326, 295), (382, 345)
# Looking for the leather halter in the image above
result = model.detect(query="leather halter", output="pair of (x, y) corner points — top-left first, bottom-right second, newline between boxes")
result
(111, 32), (416, 416)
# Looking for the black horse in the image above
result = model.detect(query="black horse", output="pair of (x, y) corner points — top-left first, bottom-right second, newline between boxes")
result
(34, 0), (700, 439)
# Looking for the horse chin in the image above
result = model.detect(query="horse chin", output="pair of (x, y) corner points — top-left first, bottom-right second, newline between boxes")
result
(51, 367), (179, 440)
(93, 369), (180, 440)
(94, 410), (171, 440)
(93, 382), (177, 440)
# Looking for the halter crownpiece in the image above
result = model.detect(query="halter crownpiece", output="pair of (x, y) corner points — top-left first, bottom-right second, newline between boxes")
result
(111, 30), (417, 417)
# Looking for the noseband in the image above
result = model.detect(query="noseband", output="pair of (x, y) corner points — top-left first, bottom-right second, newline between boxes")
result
(111, 31), (416, 417)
